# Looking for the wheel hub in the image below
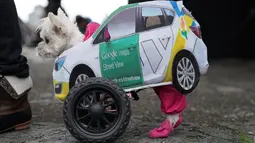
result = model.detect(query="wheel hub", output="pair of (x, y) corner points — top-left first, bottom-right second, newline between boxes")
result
(177, 57), (195, 90)
(90, 104), (104, 118)
(75, 74), (89, 85)
(74, 89), (121, 134)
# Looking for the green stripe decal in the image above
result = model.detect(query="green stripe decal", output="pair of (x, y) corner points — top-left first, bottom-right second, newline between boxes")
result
(99, 33), (144, 88)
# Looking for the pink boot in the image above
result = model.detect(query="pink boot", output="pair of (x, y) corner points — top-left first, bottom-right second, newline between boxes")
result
(148, 119), (173, 138)
(148, 115), (182, 138)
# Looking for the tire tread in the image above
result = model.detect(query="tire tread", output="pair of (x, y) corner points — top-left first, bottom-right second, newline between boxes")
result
(63, 77), (131, 143)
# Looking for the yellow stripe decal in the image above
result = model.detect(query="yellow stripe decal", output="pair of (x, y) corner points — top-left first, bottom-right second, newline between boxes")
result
(164, 29), (186, 82)
(164, 16), (194, 82)
(55, 82), (69, 101)
(53, 80), (69, 101)
(183, 15), (193, 32)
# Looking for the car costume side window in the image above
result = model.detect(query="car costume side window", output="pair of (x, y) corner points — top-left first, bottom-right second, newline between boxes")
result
(106, 8), (136, 40)
(164, 9), (175, 25)
(141, 7), (165, 31)
(97, 7), (144, 88)
(94, 7), (137, 44)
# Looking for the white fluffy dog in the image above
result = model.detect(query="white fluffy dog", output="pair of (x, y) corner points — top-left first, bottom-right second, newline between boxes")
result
(35, 8), (84, 58)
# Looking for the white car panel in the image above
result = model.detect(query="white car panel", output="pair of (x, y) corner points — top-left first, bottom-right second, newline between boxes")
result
(62, 41), (102, 77)
(139, 26), (174, 84)
(193, 38), (209, 75)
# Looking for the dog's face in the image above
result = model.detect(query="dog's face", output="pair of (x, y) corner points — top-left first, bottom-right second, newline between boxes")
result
(36, 8), (75, 58)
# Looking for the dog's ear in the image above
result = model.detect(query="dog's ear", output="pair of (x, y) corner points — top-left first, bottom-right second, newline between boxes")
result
(48, 12), (67, 35)
(48, 12), (62, 27)
(57, 8), (66, 18)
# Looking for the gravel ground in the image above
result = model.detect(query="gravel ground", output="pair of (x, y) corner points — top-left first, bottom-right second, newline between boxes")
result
(0, 47), (254, 143)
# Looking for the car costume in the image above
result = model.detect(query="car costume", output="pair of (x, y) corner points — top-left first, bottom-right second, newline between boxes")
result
(53, 1), (209, 142)
(84, 22), (187, 138)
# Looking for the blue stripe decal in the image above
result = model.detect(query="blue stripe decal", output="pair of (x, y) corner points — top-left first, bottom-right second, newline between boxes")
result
(170, 1), (183, 17)
(191, 21), (196, 27)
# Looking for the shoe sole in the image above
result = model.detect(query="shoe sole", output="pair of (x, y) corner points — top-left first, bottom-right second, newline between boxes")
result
(0, 120), (31, 134)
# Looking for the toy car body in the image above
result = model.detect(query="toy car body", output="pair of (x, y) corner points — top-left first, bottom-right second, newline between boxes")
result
(53, 0), (209, 101)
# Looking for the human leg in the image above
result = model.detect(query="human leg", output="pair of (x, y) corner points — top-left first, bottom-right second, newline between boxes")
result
(149, 85), (187, 138)
(0, 0), (32, 133)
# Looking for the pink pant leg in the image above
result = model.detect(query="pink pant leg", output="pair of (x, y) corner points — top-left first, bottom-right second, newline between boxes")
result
(148, 85), (186, 138)
(153, 85), (186, 114)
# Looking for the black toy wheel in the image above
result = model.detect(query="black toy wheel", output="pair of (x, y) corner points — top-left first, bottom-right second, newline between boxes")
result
(172, 50), (200, 94)
(64, 77), (131, 143)
(70, 65), (95, 88)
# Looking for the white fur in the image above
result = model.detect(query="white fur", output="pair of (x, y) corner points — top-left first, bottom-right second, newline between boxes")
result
(35, 8), (84, 59)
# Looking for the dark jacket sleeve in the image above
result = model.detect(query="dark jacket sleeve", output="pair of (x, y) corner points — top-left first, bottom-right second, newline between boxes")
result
(0, 0), (29, 78)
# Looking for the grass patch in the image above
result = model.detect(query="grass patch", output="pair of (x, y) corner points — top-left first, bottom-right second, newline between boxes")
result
(239, 131), (253, 143)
